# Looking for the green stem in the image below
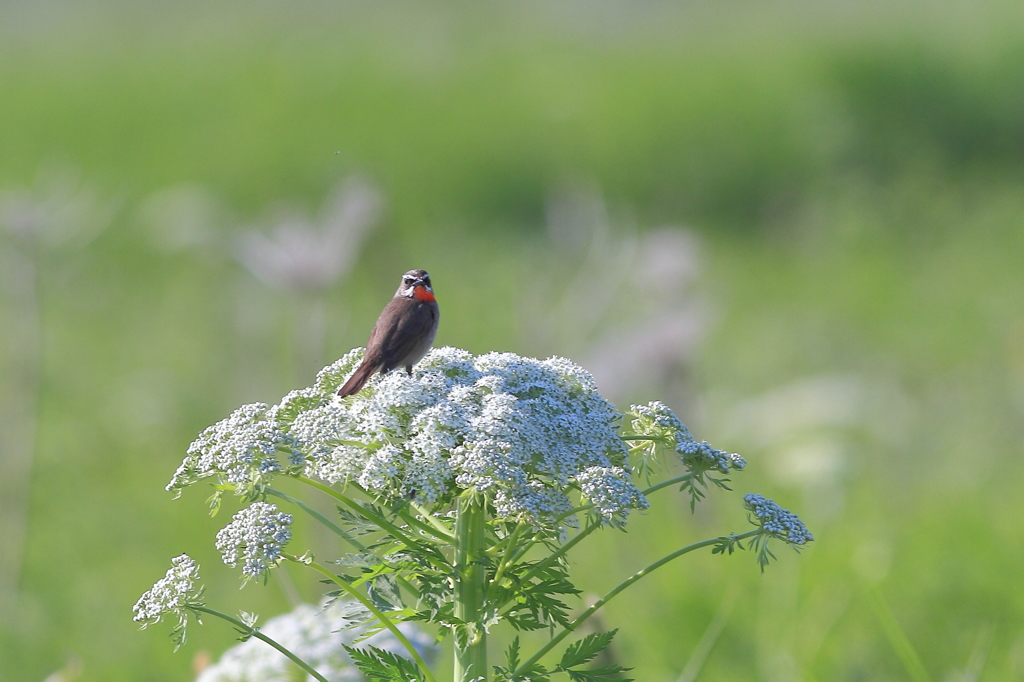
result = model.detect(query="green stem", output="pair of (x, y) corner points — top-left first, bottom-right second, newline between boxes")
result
(520, 522), (599, 583)
(641, 473), (694, 497)
(454, 492), (488, 682)
(411, 502), (456, 539)
(489, 522), (527, 591)
(266, 487), (367, 551)
(191, 606), (330, 682)
(268, 486), (422, 599)
(501, 473), (695, 597)
(297, 558), (437, 682)
(514, 530), (761, 677)
(298, 476), (438, 549)
(394, 506), (455, 543)
(344, 482), (454, 543)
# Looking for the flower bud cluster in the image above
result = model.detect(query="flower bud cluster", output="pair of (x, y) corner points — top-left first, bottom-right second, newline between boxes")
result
(743, 493), (814, 545)
(132, 554), (201, 626)
(215, 502), (293, 579)
(630, 401), (746, 473)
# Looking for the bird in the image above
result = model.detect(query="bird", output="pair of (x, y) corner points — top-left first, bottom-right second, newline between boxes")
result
(337, 269), (440, 397)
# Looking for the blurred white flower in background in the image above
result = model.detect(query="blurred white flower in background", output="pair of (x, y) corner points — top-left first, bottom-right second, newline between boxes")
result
(236, 176), (382, 295)
(523, 181), (706, 405)
(0, 165), (115, 248)
(232, 175), (383, 386)
(195, 599), (436, 682)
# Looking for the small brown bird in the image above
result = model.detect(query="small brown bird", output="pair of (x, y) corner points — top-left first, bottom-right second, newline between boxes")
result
(337, 269), (440, 397)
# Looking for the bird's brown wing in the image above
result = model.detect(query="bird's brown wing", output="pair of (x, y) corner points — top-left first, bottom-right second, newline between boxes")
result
(370, 298), (438, 372)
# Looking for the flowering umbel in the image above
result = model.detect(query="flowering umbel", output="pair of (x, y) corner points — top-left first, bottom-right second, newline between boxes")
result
(141, 345), (814, 682)
(743, 494), (814, 546)
(132, 554), (203, 650)
(170, 347), (649, 530)
(215, 502), (293, 582)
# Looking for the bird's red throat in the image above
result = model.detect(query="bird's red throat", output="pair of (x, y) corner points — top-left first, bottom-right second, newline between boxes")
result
(413, 285), (436, 303)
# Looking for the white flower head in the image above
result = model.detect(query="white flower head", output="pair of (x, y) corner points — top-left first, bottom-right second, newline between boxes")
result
(216, 502), (293, 582)
(296, 347), (644, 528)
(132, 554), (203, 650)
(175, 347), (649, 530)
(168, 403), (304, 497)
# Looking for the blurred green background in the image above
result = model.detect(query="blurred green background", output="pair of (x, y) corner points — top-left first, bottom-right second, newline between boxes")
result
(2, 1), (1024, 680)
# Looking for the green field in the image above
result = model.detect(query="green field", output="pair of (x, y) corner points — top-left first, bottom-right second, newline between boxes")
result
(2, 2), (1024, 680)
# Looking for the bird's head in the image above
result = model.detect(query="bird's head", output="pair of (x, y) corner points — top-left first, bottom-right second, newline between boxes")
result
(397, 269), (435, 302)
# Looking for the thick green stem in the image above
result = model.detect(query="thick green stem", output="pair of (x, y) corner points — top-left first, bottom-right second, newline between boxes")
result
(514, 529), (762, 677)
(298, 558), (437, 682)
(454, 492), (487, 682)
(191, 606), (330, 682)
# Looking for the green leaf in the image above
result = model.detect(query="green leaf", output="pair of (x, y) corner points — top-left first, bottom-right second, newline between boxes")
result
(560, 630), (618, 669)
(337, 507), (385, 537)
(368, 574), (405, 611)
(335, 552), (385, 569)
(344, 644), (426, 682)
(494, 662), (551, 682)
(564, 664), (633, 682)
(206, 489), (223, 517)
(505, 636), (521, 671)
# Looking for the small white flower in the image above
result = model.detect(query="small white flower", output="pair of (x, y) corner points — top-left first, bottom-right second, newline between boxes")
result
(216, 502), (293, 580)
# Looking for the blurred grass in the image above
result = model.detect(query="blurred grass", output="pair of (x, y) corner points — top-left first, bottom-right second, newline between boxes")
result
(2, 1), (1024, 680)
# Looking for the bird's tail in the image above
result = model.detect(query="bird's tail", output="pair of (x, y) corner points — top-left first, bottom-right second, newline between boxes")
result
(337, 361), (380, 397)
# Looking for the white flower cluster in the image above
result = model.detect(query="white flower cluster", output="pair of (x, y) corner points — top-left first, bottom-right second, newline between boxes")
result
(215, 502), (293, 579)
(743, 494), (814, 546)
(576, 467), (649, 527)
(630, 401), (746, 473)
(167, 403), (303, 495)
(170, 347), (647, 529)
(306, 348), (644, 527)
(197, 600), (435, 682)
(132, 554), (201, 626)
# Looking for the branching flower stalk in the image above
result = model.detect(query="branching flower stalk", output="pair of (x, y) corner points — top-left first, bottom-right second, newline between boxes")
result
(136, 347), (813, 682)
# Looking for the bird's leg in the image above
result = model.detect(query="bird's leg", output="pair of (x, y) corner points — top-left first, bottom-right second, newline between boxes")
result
(406, 365), (413, 376)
